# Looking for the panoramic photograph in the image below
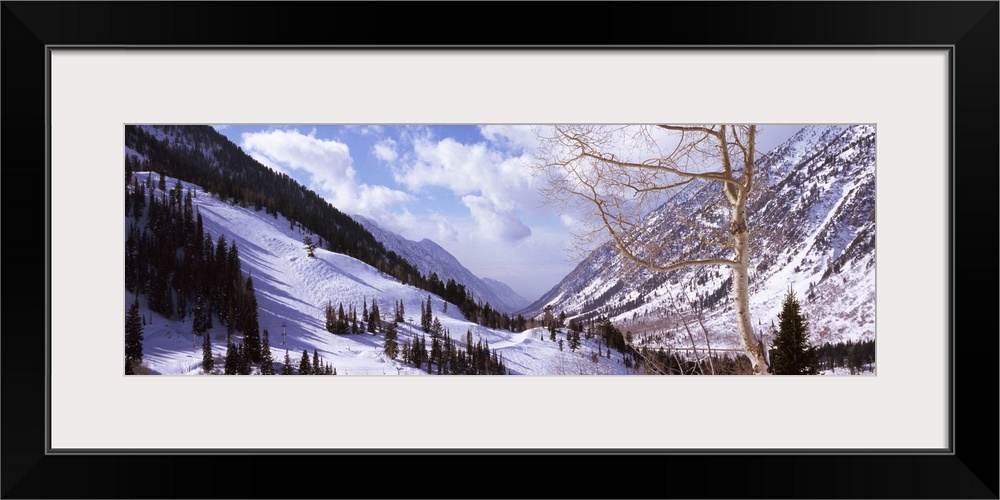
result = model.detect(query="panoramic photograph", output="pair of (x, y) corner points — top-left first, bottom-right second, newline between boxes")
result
(124, 124), (875, 375)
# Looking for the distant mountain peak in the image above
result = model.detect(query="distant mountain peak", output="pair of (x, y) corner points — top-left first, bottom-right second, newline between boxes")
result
(353, 215), (529, 313)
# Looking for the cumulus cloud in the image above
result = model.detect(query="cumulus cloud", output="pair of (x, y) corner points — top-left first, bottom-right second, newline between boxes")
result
(240, 128), (411, 220)
(392, 135), (542, 240)
(462, 195), (531, 242)
(431, 213), (459, 243)
(478, 125), (544, 153)
(372, 138), (398, 162)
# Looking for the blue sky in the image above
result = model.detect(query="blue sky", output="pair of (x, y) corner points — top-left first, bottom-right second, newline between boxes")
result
(212, 124), (801, 302)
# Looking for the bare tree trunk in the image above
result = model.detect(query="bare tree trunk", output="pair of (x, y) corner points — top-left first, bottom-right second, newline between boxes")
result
(694, 310), (716, 375)
(668, 290), (704, 375)
(731, 202), (769, 374)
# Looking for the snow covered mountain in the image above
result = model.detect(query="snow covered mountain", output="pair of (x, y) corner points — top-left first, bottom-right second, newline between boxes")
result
(352, 215), (529, 314)
(523, 125), (876, 351)
(124, 171), (628, 375)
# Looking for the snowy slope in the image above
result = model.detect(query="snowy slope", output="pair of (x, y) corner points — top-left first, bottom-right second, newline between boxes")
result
(352, 214), (530, 313)
(127, 173), (625, 375)
(523, 125), (876, 353)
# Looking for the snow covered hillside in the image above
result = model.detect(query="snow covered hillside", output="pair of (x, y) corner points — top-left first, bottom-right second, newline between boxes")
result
(523, 125), (876, 356)
(352, 214), (530, 313)
(126, 173), (627, 375)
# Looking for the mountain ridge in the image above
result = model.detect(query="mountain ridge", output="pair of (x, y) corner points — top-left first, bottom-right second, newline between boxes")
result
(351, 214), (530, 314)
(523, 125), (876, 350)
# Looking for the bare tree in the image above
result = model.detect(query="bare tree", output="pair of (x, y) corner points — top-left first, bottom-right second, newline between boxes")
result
(532, 125), (769, 374)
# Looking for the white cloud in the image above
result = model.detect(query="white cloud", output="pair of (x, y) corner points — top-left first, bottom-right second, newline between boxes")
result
(342, 124), (385, 136)
(393, 136), (542, 239)
(462, 195), (531, 242)
(479, 125), (544, 153)
(355, 184), (413, 215)
(372, 138), (398, 162)
(240, 128), (411, 220)
(431, 213), (459, 243)
(559, 213), (577, 229)
(358, 125), (384, 136)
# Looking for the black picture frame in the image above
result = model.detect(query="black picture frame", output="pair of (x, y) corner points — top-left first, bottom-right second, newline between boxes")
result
(3, 2), (996, 498)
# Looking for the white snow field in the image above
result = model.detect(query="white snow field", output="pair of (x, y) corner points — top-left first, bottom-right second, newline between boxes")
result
(127, 173), (628, 375)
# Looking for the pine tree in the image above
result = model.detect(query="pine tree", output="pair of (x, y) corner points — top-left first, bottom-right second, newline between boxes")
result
(367, 300), (377, 334)
(325, 302), (336, 334)
(370, 300), (380, 333)
(423, 295), (433, 332)
(260, 329), (275, 375)
(299, 349), (312, 375)
(238, 343), (252, 375)
(312, 349), (321, 375)
(202, 330), (214, 373)
(568, 329), (581, 352)
(242, 276), (261, 363)
(303, 236), (317, 257)
(281, 350), (294, 375)
(224, 339), (236, 375)
(768, 289), (819, 375)
(420, 299), (429, 333)
(192, 295), (212, 333)
(125, 300), (144, 371)
(384, 320), (399, 360)
(337, 303), (348, 335)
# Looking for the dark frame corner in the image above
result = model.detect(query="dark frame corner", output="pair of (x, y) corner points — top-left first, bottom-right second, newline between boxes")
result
(2, 2), (996, 498)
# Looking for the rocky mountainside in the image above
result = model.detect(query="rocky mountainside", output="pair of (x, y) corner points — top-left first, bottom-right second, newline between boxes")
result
(523, 125), (876, 350)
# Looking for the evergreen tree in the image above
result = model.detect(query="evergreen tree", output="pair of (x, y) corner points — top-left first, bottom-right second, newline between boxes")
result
(224, 339), (236, 375)
(337, 303), (348, 335)
(260, 329), (275, 375)
(303, 236), (317, 257)
(298, 349), (312, 375)
(367, 300), (378, 334)
(281, 350), (294, 375)
(384, 320), (399, 360)
(420, 298), (430, 333)
(125, 299), (144, 370)
(325, 302), (336, 334)
(313, 349), (321, 375)
(238, 343), (252, 375)
(202, 330), (214, 373)
(370, 299), (381, 333)
(191, 295), (212, 333)
(242, 276), (261, 363)
(768, 289), (819, 375)
(423, 295), (433, 333)
(568, 329), (581, 351)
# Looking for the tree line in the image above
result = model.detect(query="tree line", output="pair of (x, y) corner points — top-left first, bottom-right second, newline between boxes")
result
(126, 126), (519, 334)
(125, 171), (264, 373)
(816, 339), (875, 374)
